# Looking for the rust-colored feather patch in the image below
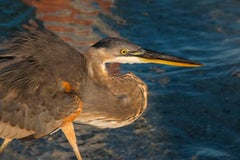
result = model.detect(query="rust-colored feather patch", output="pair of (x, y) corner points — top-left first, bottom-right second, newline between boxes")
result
(61, 97), (83, 127)
(61, 81), (73, 93)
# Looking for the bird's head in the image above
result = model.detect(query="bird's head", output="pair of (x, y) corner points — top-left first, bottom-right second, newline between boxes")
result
(87, 37), (202, 67)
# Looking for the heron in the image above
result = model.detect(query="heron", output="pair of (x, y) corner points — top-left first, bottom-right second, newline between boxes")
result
(0, 29), (201, 160)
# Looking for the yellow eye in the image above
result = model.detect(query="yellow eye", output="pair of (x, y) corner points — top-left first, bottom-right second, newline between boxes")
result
(120, 49), (128, 55)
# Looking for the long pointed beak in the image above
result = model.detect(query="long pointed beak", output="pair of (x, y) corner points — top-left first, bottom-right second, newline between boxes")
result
(136, 49), (202, 67)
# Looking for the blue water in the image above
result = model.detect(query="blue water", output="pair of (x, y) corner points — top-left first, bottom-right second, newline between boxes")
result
(0, 0), (240, 160)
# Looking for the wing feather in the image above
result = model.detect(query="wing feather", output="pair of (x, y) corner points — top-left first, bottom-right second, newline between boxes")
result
(0, 29), (84, 139)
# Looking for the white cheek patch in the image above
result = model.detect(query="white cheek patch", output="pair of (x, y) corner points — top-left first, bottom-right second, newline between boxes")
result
(108, 56), (145, 64)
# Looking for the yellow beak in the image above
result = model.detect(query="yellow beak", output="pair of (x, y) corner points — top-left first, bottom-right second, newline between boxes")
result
(136, 49), (202, 67)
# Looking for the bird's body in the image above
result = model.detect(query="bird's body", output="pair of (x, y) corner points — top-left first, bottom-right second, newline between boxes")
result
(0, 29), (201, 160)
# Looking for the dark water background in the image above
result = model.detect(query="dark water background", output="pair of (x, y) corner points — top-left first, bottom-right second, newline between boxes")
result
(0, 0), (240, 160)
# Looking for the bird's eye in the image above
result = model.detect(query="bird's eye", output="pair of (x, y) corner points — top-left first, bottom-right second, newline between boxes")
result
(120, 49), (128, 55)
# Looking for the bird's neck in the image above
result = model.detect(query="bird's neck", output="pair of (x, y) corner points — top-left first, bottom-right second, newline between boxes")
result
(79, 53), (148, 128)
(86, 60), (109, 84)
(84, 49), (113, 86)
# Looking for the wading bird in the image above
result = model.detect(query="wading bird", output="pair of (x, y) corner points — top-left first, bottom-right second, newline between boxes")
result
(0, 29), (201, 160)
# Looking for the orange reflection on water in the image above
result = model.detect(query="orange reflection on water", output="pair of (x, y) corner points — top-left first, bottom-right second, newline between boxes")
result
(22, 0), (121, 75)
(22, 0), (119, 50)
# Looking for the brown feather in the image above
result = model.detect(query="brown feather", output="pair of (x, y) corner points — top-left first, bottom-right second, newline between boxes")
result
(0, 29), (85, 139)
